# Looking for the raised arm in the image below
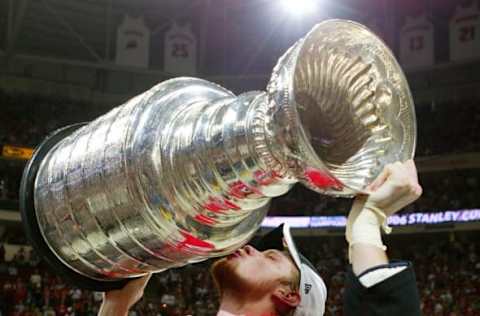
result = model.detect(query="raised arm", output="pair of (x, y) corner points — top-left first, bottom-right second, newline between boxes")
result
(344, 160), (423, 316)
(98, 274), (151, 316)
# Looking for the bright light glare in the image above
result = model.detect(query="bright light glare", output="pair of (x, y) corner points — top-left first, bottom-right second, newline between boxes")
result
(281, 0), (318, 16)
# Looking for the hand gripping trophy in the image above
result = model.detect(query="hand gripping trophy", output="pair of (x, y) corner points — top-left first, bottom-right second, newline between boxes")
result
(19, 20), (415, 290)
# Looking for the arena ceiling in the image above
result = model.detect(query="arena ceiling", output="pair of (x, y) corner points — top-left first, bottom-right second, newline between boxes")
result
(0, 0), (466, 75)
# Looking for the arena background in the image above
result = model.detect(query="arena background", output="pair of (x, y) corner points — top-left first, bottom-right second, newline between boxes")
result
(0, 0), (479, 315)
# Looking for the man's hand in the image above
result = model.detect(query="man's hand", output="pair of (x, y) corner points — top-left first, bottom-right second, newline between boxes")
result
(363, 159), (422, 216)
(98, 273), (151, 316)
(346, 160), (422, 275)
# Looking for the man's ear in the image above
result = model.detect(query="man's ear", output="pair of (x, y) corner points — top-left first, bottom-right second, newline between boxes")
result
(272, 288), (301, 312)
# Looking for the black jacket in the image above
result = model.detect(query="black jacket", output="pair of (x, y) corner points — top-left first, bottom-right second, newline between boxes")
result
(343, 261), (421, 316)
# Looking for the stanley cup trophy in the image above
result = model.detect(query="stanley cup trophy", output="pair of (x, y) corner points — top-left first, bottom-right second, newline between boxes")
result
(19, 20), (416, 290)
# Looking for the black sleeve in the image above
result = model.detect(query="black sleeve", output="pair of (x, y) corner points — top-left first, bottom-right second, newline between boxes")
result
(343, 261), (421, 316)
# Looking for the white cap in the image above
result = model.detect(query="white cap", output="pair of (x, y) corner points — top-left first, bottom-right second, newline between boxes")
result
(254, 223), (327, 315)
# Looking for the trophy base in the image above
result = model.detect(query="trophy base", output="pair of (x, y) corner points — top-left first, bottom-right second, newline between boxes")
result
(19, 123), (131, 291)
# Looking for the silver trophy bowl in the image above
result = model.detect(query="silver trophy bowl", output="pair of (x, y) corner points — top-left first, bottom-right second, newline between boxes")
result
(19, 20), (415, 290)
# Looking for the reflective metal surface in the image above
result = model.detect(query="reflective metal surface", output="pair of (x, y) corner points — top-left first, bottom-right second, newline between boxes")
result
(32, 20), (415, 282)
(267, 20), (416, 196)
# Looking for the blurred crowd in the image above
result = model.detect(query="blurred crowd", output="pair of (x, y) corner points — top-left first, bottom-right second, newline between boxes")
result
(0, 161), (20, 203)
(2, 162), (479, 216)
(411, 239), (480, 315)
(0, 92), (102, 148)
(1, 93), (480, 156)
(416, 102), (480, 157)
(0, 244), (219, 316)
(1, 163), (480, 217)
(0, 232), (478, 315)
(0, 92), (480, 211)
(0, 92), (480, 217)
(269, 169), (480, 216)
(0, 13), (479, 314)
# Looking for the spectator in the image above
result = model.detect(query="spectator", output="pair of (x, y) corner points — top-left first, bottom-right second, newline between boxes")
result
(0, 179), (6, 200)
(0, 232), (477, 315)
(30, 268), (42, 289)
(13, 247), (27, 266)
(0, 243), (5, 262)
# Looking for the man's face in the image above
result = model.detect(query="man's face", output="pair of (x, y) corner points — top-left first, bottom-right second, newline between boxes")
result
(211, 245), (298, 299)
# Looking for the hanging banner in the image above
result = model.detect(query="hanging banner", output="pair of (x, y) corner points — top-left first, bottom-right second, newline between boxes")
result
(115, 15), (150, 68)
(399, 14), (435, 69)
(164, 22), (197, 75)
(450, 2), (480, 62)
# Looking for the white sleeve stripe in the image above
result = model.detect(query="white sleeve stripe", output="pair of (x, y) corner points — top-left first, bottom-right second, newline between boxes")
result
(359, 266), (408, 288)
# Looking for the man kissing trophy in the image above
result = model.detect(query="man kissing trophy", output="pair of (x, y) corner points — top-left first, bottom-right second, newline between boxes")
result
(20, 20), (421, 316)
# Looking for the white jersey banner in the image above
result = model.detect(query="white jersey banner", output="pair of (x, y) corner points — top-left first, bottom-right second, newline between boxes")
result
(450, 2), (480, 62)
(164, 22), (197, 75)
(399, 15), (434, 69)
(115, 15), (150, 68)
